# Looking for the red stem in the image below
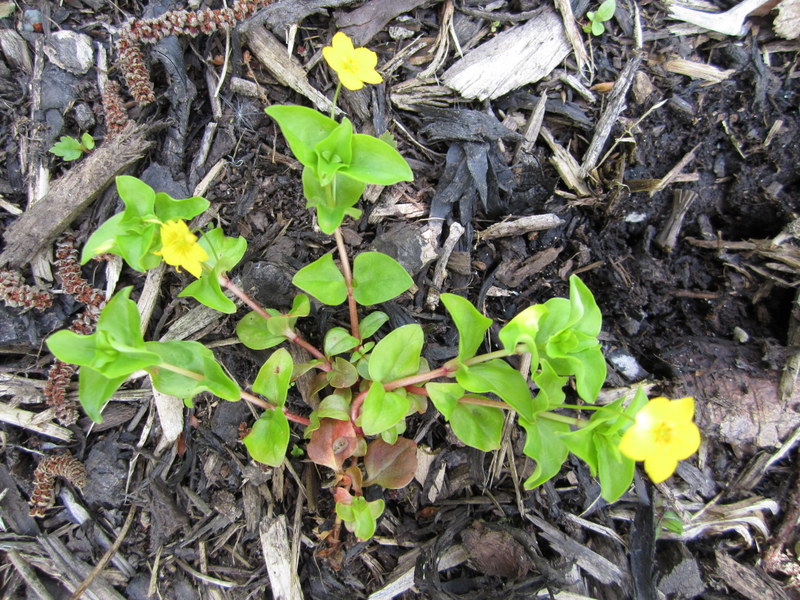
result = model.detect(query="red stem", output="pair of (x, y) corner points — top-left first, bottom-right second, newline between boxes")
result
(241, 390), (310, 426)
(220, 274), (331, 371)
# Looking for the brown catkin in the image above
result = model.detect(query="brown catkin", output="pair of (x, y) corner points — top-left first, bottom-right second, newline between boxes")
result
(101, 81), (131, 138)
(0, 269), (52, 310)
(29, 455), (87, 517)
(116, 0), (272, 104)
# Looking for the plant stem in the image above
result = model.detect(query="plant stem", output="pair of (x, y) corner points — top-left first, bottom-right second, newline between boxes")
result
(333, 227), (360, 339)
(156, 362), (310, 426)
(537, 411), (582, 426)
(219, 274), (331, 370)
(330, 82), (342, 120)
(383, 364), (457, 391)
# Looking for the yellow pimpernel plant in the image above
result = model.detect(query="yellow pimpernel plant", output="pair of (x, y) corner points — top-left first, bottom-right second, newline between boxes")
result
(322, 32), (383, 91)
(154, 219), (208, 278)
(618, 396), (701, 483)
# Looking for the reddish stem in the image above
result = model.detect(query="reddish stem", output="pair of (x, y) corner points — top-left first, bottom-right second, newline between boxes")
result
(220, 274), (331, 371)
(240, 390), (310, 426)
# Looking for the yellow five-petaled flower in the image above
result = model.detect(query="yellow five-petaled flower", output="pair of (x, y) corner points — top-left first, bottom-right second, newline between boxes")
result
(154, 219), (209, 279)
(618, 396), (701, 484)
(322, 32), (383, 91)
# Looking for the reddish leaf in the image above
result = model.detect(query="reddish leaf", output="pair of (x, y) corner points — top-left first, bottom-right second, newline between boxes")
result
(364, 437), (417, 489)
(307, 418), (358, 472)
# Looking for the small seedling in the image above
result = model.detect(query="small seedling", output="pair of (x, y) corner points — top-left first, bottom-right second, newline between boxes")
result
(49, 133), (95, 161)
(584, 0), (616, 36)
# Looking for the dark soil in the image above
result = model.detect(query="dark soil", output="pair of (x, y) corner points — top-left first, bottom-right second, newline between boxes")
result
(1, 1), (799, 599)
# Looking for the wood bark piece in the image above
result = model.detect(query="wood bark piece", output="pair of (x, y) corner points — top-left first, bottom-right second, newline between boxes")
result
(425, 222), (464, 310)
(0, 124), (153, 269)
(580, 53), (642, 177)
(775, 0), (800, 38)
(540, 127), (592, 196)
(478, 214), (564, 241)
(669, 0), (774, 35)
(259, 515), (303, 600)
(441, 7), (571, 101)
(335, 0), (429, 45)
(367, 544), (468, 600)
(715, 550), (790, 600)
(0, 403), (72, 441)
(655, 190), (697, 252)
(554, 0), (590, 76)
(152, 388), (184, 456)
(243, 25), (337, 116)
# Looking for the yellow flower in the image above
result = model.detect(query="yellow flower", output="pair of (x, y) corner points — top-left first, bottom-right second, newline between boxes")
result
(618, 396), (701, 483)
(154, 219), (208, 278)
(322, 32), (383, 91)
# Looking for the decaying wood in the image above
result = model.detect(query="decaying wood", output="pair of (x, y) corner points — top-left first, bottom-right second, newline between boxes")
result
(655, 190), (697, 252)
(6, 549), (55, 600)
(580, 53), (643, 177)
(540, 127), (592, 196)
(663, 57), (736, 83)
(669, 0), (774, 35)
(259, 515), (303, 600)
(335, 0), (429, 45)
(775, 0), (800, 39)
(780, 289), (800, 400)
(38, 535), (127, 600)
(526, 514), (631, 587)
(649, 143), (700, 196)
(715, 550), (790, 599)
(0, 403), (72, 441)
(478, 214), (564, 241)
(554, 0), (590, 76)
(0, 28), (32, 74)
(367, 544), (468, 600)
(0, 124), (153, 269)
(152, 389), (184, 456)
(512, 92), (548, 163)
(242, 25), (337, 116)
(425, 222), (464, 311)
(442, 6), (571, 101)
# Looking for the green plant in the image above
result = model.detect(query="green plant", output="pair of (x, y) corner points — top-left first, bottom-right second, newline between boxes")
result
(583, 0), (616, 36)
(45, 32), (700, 547)
(49, 133), (95, 161)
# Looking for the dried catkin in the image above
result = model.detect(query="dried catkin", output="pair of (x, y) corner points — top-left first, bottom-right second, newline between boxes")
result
(44, 236), (106, 425)
(0, 269), (52, 310)
(29, 455), (88, 517)
(116, 0), (272, 104)
(101, 81), (131, 138)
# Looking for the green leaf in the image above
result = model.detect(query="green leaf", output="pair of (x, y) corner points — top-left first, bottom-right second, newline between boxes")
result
(337, 496), (384, 540)
(46, 330), (99, 366)
(289, 294), (311, 317)
(455, 359), (533, 421)
(352, 252), (413, 306)
(427, 382), (503, 452)
(80, 132), (95, 150)
(359, 311), (389, 339)
(243, 410), (290, 466)
(440, 294), (492, 361)
(78, 367), (127, 423)
(595, 0), (616, 21)
(326, 356), (359, 388)
(316, 394), (351, 421)
(153, 192), (209, 223)
(561, 426), (599, 474)
(292, 253), (347, 306)
(545, 345), (606, 403)
(532, 359), (567, 412)
(359, 382), (410, 436)
(49, 135), (84, 160)
(342, 134), (414, 185)
(179, 228), (247, 313)
(314, 118), (353, 186)
(145, 340), (240, 401)
(519, 416), (570, 489)
(265, 105), (338, 167)
(596, 434), (634, 502)
(81, 176), (161, 270)
(236, 310), (286, 350)
(364, 437), (417, 489)
(252, 348), (293, 407)
(567, 275), (602, 337)
(324, 327), (360, 356)
(498, 304), (545, 362)
(302, 168), (366, 235)
(592, 19), (605, 35)
(368, 324), (423, 383)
